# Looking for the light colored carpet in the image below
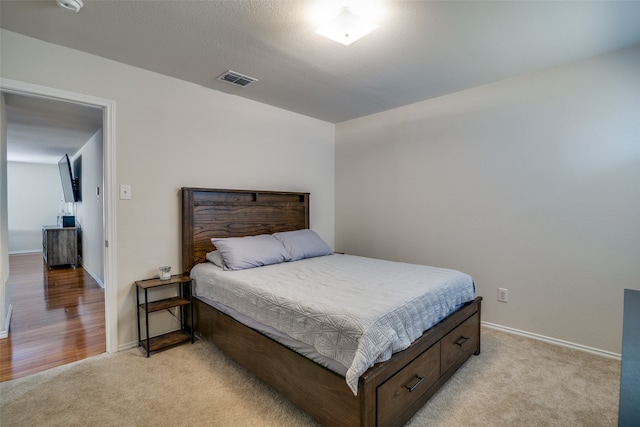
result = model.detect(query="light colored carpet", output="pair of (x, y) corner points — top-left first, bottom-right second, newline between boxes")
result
(0, 327), (620, 426)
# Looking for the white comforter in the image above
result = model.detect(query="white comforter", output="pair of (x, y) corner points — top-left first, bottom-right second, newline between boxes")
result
(191, 254), (476, 395)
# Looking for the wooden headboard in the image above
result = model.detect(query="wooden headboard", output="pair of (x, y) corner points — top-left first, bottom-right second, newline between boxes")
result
(181, 188), (310, 273)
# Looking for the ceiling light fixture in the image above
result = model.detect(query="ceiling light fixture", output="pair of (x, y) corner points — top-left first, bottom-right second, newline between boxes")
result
(315, 7), (379, 46)
(56, 0), (84, 13)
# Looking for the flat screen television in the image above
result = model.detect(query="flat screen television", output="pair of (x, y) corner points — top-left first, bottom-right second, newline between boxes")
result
(58, 154), (79, 203)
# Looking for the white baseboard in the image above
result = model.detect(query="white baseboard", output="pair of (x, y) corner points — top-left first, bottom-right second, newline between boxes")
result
(8, 250), (40, 255)
(482, 321), (621, 360)
(81, 263), (104, 289)
(0, 304), (12, 339)
(119, 341), (139, 352)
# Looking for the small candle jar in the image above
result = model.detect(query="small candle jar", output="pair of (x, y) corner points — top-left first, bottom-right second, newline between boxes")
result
(159, 266), (171, 280)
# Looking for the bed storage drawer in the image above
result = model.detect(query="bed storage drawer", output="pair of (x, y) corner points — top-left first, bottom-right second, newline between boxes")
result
(441, 312), (479, 375)
(376, 342), (441, 427)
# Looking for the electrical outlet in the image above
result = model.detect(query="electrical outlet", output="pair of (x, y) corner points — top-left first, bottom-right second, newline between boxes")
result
(498, 288), (509, 303)
(119, 184), (132, 200)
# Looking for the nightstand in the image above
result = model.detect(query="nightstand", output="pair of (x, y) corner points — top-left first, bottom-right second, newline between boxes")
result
(135, 274), (194, 357)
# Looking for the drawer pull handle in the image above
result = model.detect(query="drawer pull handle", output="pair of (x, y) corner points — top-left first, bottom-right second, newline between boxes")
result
(406, 375), (425, 392)
(455, 336), (469, 347)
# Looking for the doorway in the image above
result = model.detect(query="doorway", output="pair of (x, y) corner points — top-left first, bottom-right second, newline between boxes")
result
(1, 78), (117, 357)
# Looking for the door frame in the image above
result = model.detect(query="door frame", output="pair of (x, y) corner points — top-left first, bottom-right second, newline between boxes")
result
(1, 77), (118, 353)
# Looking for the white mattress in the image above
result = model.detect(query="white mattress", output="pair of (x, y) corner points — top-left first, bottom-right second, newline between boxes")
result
(190, 253), (476, 395)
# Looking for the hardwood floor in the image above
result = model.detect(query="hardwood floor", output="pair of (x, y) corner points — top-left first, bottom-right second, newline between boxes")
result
(0, 253), (106, 382)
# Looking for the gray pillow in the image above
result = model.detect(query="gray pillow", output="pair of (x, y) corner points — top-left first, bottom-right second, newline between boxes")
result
(211, 234), (291, 271)
(272, 229), (333, 261)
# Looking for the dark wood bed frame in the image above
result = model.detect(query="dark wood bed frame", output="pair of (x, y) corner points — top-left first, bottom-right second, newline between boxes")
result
(181, 187), (482, 427)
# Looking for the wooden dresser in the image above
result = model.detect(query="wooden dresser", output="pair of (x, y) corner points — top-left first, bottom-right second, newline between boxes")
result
(42, 225), (78, 269)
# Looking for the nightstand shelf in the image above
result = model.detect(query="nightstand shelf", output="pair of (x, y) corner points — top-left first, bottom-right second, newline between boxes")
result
(140, 330), (192, 354)
(135, 274), (194, 357)
(140, 296), (191, 313)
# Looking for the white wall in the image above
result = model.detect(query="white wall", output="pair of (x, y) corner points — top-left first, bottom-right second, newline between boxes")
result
(73, 129), (104, 285)
(7, 161), (61, 253)
(1, 29), (335, 348)
(336, 46), (640, 355)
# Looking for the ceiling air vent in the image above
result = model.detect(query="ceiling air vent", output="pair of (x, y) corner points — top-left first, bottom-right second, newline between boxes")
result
(217, 71), (258, 87)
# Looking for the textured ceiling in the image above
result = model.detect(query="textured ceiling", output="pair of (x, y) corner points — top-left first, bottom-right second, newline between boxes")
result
(2, 0), (640, 162)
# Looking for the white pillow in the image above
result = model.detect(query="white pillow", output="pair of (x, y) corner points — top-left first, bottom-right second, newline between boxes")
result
(205, 250), (224, 268)
(211, 234), (291, 271)
(272, 229), (333, 261)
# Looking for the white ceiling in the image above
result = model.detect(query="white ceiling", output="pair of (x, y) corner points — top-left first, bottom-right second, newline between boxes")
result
(2, 1), (640, 161)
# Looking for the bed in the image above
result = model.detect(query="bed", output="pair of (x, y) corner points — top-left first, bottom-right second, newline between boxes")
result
(182, 187), (482, 427)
